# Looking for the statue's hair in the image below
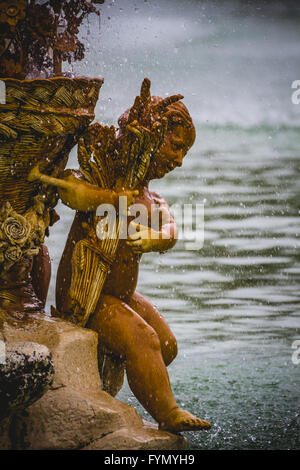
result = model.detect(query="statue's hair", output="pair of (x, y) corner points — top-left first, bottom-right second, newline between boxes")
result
(117, 95), (195, 135)
(154, 98), (195, 130)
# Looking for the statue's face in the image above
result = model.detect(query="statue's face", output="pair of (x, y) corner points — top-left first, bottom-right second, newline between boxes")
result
(151, 123), (195, 179)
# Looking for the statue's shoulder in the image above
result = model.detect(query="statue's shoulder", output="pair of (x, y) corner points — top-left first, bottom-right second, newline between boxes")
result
(150, 191), (168, 207)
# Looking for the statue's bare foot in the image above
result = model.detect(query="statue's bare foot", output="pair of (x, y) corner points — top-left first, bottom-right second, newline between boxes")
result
(159, 408), (211, 433)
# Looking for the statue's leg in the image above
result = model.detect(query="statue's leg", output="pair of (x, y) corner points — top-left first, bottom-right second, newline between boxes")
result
(31, 245), (51, 308)
(97, 346), (125, 397)
(128, 291), (177, 366)
(87, 294), (211, 432)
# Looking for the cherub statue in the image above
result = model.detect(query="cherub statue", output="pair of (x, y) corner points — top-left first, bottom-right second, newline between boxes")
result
(29, 79), (211, 433)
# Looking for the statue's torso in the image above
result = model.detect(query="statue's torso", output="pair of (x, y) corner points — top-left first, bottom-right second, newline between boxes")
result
(56, 186), (163, 309)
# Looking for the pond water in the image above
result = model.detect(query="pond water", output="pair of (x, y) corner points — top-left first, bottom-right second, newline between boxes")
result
(46, 0), (300, 449)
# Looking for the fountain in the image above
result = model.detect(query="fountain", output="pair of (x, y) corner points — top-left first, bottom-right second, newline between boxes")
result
(0, 0), (210, 450)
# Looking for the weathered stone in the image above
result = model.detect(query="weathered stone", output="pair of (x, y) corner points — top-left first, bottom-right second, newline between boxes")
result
(11, 388), (136, 450)
(0, 310), (187, 450)
(83, 421), (188, 450)
(0, 341), (54, 420)
(1, 312), (101, 393)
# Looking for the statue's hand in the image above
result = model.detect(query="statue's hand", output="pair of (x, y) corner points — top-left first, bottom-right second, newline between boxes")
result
(116, 189), (139, 208)
(115, 189), (139, 218)
(126, 222), (162, 254)
(28, 164), (42, 182)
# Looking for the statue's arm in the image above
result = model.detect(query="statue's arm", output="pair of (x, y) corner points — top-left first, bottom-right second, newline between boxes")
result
(54, 170), (119, 211)
(28, 167), (137, 212)
(151, 192), (178, 252)
(126, 192), (178, 254)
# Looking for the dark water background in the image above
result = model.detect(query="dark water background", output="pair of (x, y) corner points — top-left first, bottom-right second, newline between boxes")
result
(46, 0), (300, 449)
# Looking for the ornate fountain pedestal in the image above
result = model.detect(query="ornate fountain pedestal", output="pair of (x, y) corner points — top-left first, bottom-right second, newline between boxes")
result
(0, 310), (187, 450)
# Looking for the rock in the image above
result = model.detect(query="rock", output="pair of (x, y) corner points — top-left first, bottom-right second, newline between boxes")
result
(11, 388), (139, 450)
(0, 341), (54, 420)
(83, 421), (188, 450)
(0, 310), (187, 450)
(0, 312), (101, 393)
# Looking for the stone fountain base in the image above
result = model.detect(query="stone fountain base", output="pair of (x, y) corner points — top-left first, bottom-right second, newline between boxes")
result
(0, 311), (187, 450)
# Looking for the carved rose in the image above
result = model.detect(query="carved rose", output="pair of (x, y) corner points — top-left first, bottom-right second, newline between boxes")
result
(0, 241), (8, 251)
(2, 214), (31, 246)
(5, 245), (22, 262)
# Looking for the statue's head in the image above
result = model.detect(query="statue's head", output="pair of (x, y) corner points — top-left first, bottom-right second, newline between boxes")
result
(146, 97), (196, 180)
(117, 79), (196, 182)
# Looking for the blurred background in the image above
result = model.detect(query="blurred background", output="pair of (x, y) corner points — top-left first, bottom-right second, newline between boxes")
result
(46, 0), (300, 449)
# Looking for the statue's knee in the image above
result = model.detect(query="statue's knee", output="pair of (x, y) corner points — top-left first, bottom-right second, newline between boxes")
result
(170, 335), (178, 362)
(130, 323), (161, 355)
(141, 323), (161, 350)
(163, 334), (178, 366)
